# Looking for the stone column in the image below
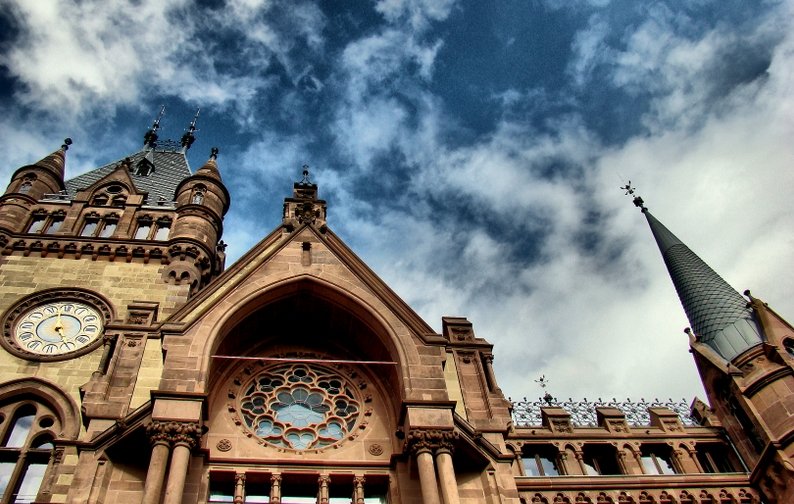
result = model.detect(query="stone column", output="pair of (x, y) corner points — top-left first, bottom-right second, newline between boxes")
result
(353, 476), (365, 504)
(270, 474), (282, 504)
(95, 334), (117, 376)
(416, 449), (441, 504)
(407, 429), (443, 504)
(317, 475), (330, 504)
(234, 473), (246, 504)
(434, 432), (460, 504)
(162, 422), (202, 504)
(481, 354), (502, 394)
(573, 450), (587, 475)
(673, 447), (701, 473)
(142, 422), (173, 504)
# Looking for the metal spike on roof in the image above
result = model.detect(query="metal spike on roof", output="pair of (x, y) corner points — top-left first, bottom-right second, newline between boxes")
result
(181, 108), (200, 153)
(143, 105), (165, 148)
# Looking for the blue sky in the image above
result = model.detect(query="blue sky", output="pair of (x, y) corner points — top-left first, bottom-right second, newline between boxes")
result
(1, 0), (793, 402)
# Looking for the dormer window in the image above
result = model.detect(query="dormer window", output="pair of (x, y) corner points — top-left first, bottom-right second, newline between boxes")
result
(92, 195), (109, 206)
(91, 184), (129, 207)
(135, 158), (154, 176)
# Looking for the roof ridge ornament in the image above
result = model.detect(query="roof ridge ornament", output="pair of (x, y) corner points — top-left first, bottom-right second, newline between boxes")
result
(61, 138), (73, 151)
(143, 105), (166, 148)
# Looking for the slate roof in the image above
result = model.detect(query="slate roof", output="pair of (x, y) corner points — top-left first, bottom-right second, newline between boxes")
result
(65, 143), (192, 203)
(644, 210), (763, 360)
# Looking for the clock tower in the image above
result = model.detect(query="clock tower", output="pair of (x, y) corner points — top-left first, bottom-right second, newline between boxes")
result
(0, 120), (229, 502)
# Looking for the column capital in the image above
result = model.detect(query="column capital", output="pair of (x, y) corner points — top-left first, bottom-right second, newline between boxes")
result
(405, 428), (459, 456)
(145, 420), (202, 449)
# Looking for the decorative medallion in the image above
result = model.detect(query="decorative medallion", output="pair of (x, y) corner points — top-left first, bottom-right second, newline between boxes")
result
(216, 439), (232, 452)
(368, 443), (384, 456)
(231, 362), (363, 451)
(1, 289), (112, 361)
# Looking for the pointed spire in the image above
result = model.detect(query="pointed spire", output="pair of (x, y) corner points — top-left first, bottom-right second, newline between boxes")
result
(181, 108), (200, 153)
(626, 184), (764, 360)
(143, 105), (165, 148)
(195, 147), (221, 180)
(33, 138), (72, 180)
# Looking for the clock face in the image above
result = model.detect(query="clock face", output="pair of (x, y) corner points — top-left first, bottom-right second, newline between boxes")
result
(14, 301), (103, 356)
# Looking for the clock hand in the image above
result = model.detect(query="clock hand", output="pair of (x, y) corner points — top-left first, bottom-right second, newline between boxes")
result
(54, 306), (67, 341)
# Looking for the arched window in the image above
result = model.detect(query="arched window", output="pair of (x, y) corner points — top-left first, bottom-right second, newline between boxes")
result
(521, 444), (561, 476)
(98, 214), (119, 238)
(18, 175), (36, 194)
(640, 444), (677, 475)
(134, 216), (154, 240)
(27, 212), (48, 234)
(154, 217), (172, 241)
(0, 402), (60, 503)
(783, 338), (794, 358)
(191, 185), (206, 205)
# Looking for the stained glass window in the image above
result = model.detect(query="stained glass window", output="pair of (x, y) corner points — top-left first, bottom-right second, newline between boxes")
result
(237, 364), (362, 451)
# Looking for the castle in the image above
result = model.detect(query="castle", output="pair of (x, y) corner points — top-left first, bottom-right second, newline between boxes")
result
(0, 118), (791, 503)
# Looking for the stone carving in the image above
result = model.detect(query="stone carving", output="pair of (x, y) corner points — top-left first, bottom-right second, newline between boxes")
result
(405, 429), (459, 455)
(217, 439), (232, 452)
(368, 443), (384, 456)
(146, 420), (202, 449)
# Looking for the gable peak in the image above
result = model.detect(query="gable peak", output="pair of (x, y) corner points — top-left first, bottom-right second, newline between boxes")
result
(283, 166), (326, 233)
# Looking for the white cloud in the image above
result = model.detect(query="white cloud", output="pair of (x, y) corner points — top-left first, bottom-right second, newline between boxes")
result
(375, 0), (457, 32)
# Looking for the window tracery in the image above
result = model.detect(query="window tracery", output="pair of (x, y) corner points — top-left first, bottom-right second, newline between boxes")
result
(233, 363), (363, 451)
(0, 401), (60, 503)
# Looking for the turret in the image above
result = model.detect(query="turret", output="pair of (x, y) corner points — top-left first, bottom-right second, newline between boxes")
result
(0, 139), (71, 233)
(629, 186), (794, 504)
(166, 148), (230, 292)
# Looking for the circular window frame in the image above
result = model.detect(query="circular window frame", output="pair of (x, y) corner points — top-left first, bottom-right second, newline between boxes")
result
(229, 358), (370, 453)
(1, 288), (113, 362)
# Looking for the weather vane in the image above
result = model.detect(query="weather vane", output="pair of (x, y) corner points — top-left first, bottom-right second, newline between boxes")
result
(300, 165), (312, 184)
(535, 375), (555, 404)
(620, 180), (646, 211)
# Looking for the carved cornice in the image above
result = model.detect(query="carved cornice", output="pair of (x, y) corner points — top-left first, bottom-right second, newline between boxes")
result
(405, 428), (459, 455)
(145, 420), (202, 449)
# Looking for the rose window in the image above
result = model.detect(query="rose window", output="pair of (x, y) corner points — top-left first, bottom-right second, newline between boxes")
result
(238, 364), (362, 451)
